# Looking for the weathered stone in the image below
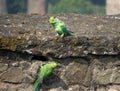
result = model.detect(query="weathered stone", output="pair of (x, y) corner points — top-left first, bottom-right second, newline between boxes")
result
(0, 63), (8, 72)
(96, 85), (120, 91)
(64, 59), (88, 85)
(0, 82), (33, 91)
(0, 14), (120, 91)
(96, 68), (120, 85)
(68, 85), (81, 91)
(96, 87), (108, 91)
(108, 85), (120, 91)
(28, 61), (42, 78)
(83, 60), (98, 86)
(12, 61), (19, 67)
(97, 69), (112, 85)
(48, 87), (65, 91)
(0, 14), (120, 58)
(22, 74), (34, 83)
(20, 61), (31, 70)
(99, 56), (120, 68)
(0, 67), (24, 83)
(108, 89), (118, 91)
(111, 68), (120, 84)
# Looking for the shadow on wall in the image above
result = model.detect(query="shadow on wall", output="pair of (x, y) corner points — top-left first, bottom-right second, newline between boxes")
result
(43, 74), (68, 90)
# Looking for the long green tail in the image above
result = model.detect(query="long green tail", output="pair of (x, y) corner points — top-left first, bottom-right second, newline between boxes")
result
(34, 78), (42, 91)
(69, 33), (77, 37)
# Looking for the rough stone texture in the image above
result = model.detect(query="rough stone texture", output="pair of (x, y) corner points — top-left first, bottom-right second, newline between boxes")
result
(64, 59), (88, 85)
(96, 68), (120, 85)
(0, 63), (8, 72)
(0, 14), (120, 57)
(0, 82), (33, 91)
(0, 67), (24, 83)
(0, 14), (120, 91)
(97, 85), (120, 91)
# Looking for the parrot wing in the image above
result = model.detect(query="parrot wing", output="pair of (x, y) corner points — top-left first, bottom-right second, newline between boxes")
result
(60, 24), (77, 37)
(60, 24), (70, 35)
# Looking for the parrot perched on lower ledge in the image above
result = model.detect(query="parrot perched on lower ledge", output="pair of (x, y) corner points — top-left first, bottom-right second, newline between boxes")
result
(34, 62), (58, 91)
(49, 16), (77, 37)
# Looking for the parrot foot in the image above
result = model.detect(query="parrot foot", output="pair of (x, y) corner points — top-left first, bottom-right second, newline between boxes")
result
(60, 34), (64, 38)
(56, 34), (59, 36)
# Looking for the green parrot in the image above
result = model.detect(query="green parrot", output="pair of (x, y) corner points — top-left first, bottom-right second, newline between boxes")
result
(34, 62), (58, 91)
(49, 16), (77, 37)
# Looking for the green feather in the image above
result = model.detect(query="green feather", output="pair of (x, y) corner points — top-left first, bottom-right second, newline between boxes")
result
(34, 62), (58, 91)
(34, 78), (42, 91)
(49, 16), (77, 37)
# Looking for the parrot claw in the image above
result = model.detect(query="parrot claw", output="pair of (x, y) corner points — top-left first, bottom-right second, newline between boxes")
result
(60, 34), (64, 38)
(56, 34), (59, 36)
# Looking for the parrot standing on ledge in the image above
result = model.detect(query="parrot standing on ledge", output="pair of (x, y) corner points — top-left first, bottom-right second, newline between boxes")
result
(49, 16), (77, 37)
(34, 62), (58, 91)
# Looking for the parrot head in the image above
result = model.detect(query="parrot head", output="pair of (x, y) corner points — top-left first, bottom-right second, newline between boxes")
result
(51, 62), (58, 68)
(49, 16), (58, 24)
(49, 62), (58, 68)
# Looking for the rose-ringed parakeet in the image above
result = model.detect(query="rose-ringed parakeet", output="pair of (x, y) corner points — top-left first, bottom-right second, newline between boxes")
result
(34, 62), (58, 91)
(49, 16), (77, 37)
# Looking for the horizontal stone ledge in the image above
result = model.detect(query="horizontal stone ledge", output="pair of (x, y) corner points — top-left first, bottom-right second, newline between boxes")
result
(0, 14), (120, 58)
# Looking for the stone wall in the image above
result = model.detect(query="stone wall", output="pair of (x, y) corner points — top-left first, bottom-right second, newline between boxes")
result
(0, 14), (120, 91)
